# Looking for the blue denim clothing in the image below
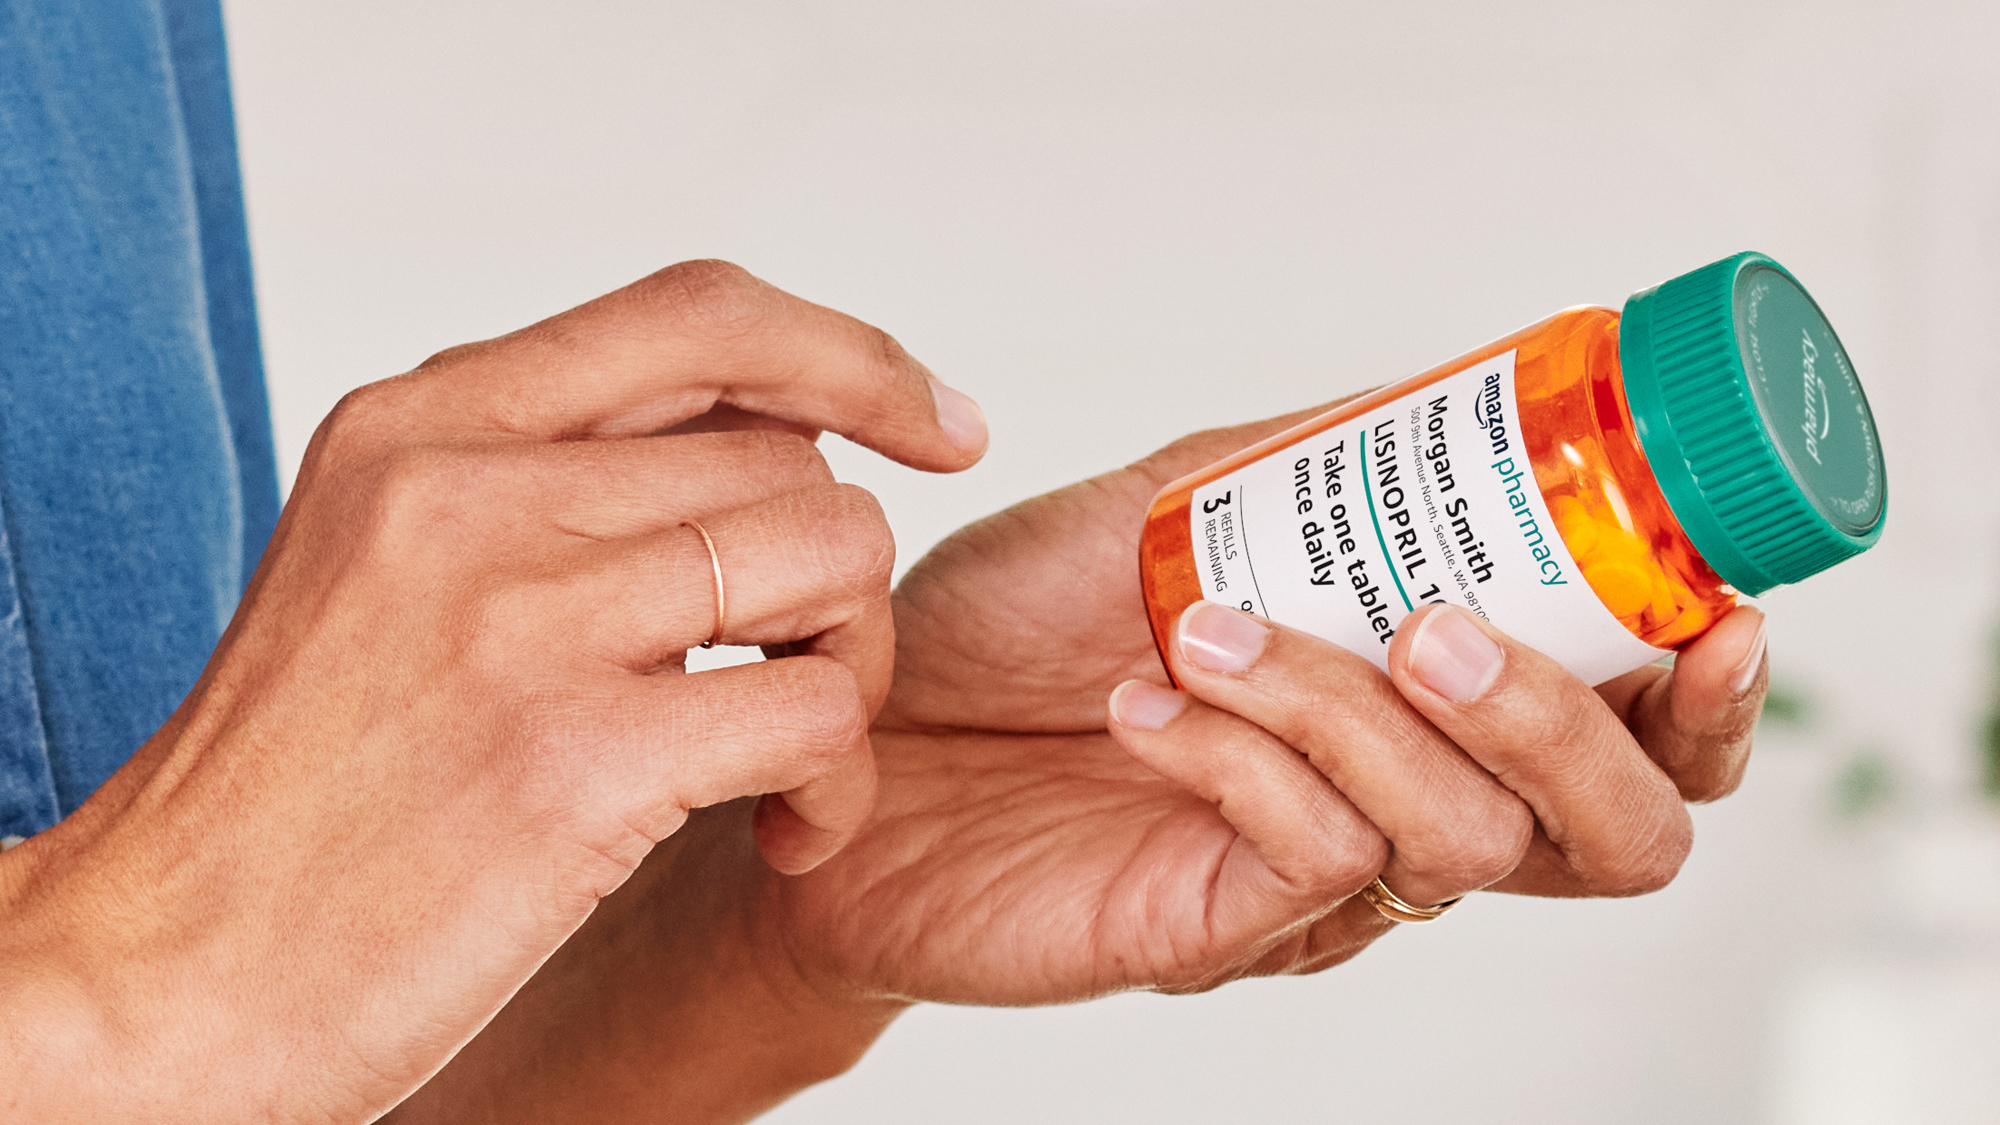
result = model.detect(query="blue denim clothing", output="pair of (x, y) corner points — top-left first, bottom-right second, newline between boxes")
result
(0, 0), (279, 837)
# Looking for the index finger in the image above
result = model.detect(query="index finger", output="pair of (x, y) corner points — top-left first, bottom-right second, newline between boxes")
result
(398, 260), (988, 471)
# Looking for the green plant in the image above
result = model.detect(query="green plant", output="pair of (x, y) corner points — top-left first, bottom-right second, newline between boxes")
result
(1832, 752), (1896, 821)
(1760, 680), (1811, 728)
(1983, 668), (2000, 801)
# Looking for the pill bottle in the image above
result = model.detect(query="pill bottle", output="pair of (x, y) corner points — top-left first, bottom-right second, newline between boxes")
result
(1138, 251), (1886, 685)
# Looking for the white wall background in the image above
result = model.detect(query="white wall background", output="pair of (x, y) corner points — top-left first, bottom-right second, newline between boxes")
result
(222, 2), (2000, 1120)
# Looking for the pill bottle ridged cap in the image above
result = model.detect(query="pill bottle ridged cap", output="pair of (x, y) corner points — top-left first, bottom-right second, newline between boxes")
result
(1618, 251), (1886, 596)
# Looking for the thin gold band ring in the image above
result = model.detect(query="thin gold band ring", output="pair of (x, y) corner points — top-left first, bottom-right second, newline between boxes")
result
(1359, 876), (1463, 924)
(681, 519), (726, 649)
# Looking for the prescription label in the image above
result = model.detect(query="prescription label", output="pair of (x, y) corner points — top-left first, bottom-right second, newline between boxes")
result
(1189, 350), (1667, 684)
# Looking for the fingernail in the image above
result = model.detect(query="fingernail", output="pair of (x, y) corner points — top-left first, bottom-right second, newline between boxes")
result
(1110, 680), (1188, 731)
(1177, 601), (1269, 674)
(929, 375), (988, 453)
(1409, 606), (1503, 704)
(1729, 615), (1769, 696)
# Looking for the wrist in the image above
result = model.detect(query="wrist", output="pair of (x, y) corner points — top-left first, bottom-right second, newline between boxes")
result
(392, 799), (906, 1125)
(703, 811), (911, 1095)
(0, 819), (193, 1119)
(0, 837), (91, 1111)
(0, 728), (419, 1124)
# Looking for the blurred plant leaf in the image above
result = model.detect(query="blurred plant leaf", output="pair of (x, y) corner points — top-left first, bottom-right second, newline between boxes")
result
(1980, 625), (2000, 802)
(1832, 753), (1895, 821)
(1760, 680), (1811, 728)
(1983, 688), (2000, 801)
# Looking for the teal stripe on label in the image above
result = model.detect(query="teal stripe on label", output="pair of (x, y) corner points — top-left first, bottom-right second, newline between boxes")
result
(1358, 425), (1415, 613)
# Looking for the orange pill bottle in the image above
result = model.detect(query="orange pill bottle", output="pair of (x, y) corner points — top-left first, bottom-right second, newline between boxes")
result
(1139, 252), (1886, 684)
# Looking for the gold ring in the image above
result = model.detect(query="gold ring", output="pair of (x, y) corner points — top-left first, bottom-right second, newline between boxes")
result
(681, 519), (726, 649)
(1359, 876), (1462, 924)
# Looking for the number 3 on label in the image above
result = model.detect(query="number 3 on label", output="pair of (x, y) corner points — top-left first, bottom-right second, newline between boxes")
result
(1202, 491), (1233, 514)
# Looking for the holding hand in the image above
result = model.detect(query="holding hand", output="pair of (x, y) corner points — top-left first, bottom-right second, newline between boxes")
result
(412, 401), (1769, 1125)
(1113, 593), (1764, 962)
(771, 410), (1764, 1000)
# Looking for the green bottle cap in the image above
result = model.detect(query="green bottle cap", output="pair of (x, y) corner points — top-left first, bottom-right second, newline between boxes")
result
(1618, 251), (1886, 596)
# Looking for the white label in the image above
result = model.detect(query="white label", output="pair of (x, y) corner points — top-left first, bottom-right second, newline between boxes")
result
(1190, 351), (1667, 685)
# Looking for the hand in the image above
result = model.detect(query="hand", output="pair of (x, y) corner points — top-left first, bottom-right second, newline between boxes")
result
(393, 404), (1766, 1124)
(773, 405), (1767, 1000)
(0, 261), (986, 1122)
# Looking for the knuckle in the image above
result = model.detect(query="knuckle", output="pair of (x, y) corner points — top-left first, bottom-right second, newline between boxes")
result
(646, 259), (768, 336)
(1465, 797), (1537, 879)
(1136, 417), (1303, 489)
(1312, 828), (1389, 903)
(1400, 798), (1535, 891)
(811, 483), (896, 585)
(1154, 422), (1252, 466)
(765, 658), (869, 753)
(369, 447), (460, 524)
(1679, 738), (1754, 804)
(841, 326), (923, 429)
(310, 381), (405, 467)
(353, 447), (523, 559)
(861, 322), (914, 372)
(1576, 815), (1693, 898)
(413, 339), (494, 373)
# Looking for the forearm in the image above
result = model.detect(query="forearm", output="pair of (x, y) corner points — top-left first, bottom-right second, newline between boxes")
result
(0, 712), (631, 1123)
(0, 771), (313, 1121)
(0, 845), (105, 1122)
(388, 799), (907, 1125)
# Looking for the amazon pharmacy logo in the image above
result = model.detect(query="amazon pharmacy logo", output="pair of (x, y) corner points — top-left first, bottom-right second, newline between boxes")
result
(1799, 329), (1829, 465)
